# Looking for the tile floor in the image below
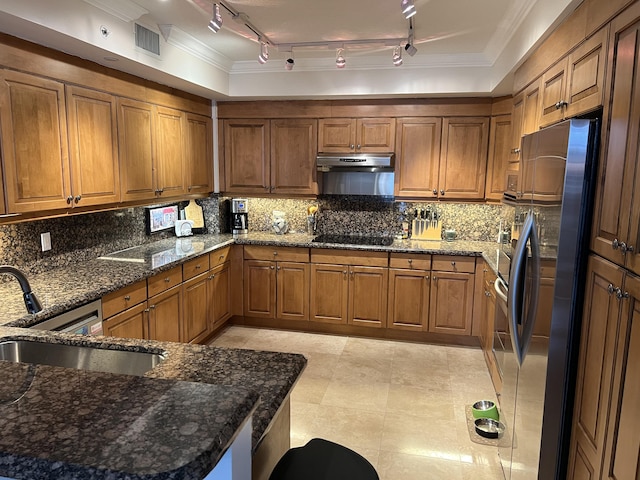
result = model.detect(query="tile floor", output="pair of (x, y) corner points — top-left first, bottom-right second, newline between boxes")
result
(210, 326), (504, 480)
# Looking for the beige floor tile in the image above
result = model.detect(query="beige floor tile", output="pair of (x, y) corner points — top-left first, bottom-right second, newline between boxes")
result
(390, 360), (452, 391)
(461, 462), (505, 480)
(381, 412), (460, 458)
(299, 351), (341, 379)
(290, 402), (321, 448)
(290, 375), (330, 404)
(377, 450), (464, 480)
(309, 405), (385, 451)
(342, 336), (396, 359)
(322, 380), (390, 412)
(332, 354), (393, 384)
(386, 384), (456, 418)
(393, 341), (450, 366)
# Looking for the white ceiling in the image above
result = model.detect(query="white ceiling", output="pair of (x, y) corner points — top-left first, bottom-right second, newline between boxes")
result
(0, 0), (582, 100)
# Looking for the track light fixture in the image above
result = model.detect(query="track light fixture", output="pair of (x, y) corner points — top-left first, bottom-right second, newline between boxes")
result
(285, 57), (294, 70)
(208, 3), (223, 33)
(404, 17), (418, 56)
(336, 48), (346, 68)
(400, 0), (417, 19)
(258, 42), (269, 64)
(393, 46), (403, 66)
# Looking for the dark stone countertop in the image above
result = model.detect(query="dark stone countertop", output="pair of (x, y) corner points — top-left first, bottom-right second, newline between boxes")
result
(0, 326), (307, 480)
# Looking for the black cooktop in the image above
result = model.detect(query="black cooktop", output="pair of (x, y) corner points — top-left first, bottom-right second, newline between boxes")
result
(312, 234), (394, 246)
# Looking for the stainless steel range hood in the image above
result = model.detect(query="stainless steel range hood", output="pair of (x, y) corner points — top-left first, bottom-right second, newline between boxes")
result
(316, 153), (395, 196)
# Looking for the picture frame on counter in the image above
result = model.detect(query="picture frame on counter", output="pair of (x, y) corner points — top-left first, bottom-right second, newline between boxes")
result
(145, 204), (179, 235)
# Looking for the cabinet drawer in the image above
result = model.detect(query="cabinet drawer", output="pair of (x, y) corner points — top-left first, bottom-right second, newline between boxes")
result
(244, 245), (309, 262)
(432, 255), (475, 273)
(390, 253), (431, 270)
(183, 255), (210, 281)
(102, 280), (147, 319)
(148, 265), (183, 297)
(311, 248), (388, 267)
(210, 246), (232, 267)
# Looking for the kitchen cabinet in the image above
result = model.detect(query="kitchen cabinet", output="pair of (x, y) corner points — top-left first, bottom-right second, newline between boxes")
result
(485, 114), (513, 200)
(223, 119), (270, 194)
(102, 302), (148, 340)
(438, 117), (489, 199)
(568, 255), (625, 480)
(65, 85), (120, 207)
(394, 117), (442, 198)
(155, 106), (186, 198)
(183, 271), (212, 344)
(210, 262), (232, 327)
(539, 27), (608, 128)
(310, 249), (388, 328)
(479, 261), (502, 395)
(147, 284), (183, 342)
(591, 15), (640, 277)
(509, 78), (542, 163)
(428, 255), (475, 335)
(271, 119), (318, 195)
(0, 69), (71, 213)
(243, 246), (310, 321)
(387, 254), (432, 331)
(185, 113), (213, 195)
(318, 118), (395, 153)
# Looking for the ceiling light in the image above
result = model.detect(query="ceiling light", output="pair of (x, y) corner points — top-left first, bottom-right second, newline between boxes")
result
(405, 42), (417, 56)
(400, 0), (417, 19)
(336, 48), (346, 68)
(258, 42), (269, 64)
(405, 17), (418, 56)
(393, 46), (403, 66)
(208, 3), (223, 33)
(285, 57), (294, 71)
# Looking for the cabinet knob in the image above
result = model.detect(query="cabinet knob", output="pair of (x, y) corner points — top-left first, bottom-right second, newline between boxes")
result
(209, 274), (215, 279)
(511, 148), (521, 154)
(408, 259), (412, 264)
(273, 251), (278, 256)
(149, 304), (156, 309)
(555, 101), (568, 109)
(485, 291), (491, 297)
(612, 239), (620, 250)
(277, 266), (281, 271)
(432, 189), (438, 195)
(451, 261), (456, 266)
(74, 195), (82, 203)
(144, 308), (150, 313)
(66, 195), (73, 204)
(270, 265), (275, 270)
(124, 295), (131, 301)
(164, 277), (171, 283)
(219, 255), (225, 260)
(343, 270), (347, 275)
(440, 190), (445, 195)
(616, 287), (630, 300)
(607, 283), (615, 295)
(188, 185), (192, 192)
(433, 276), (437, 281)
(195, 264), (201, 269)
(425, 275), (429, 280)
(356, 144), (361, 150)
(350, 144), (355, 149)
(265, 186), (270, 191)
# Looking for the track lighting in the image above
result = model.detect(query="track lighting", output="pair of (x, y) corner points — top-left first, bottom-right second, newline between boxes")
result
(258, 42), (269, 64)
(404, 17), (418, 56)
(393, 46), (403, 66)
(336, 48), (346, 68)
(400, 0), (417, 19)
(208, 3), (223, 33)
(285, 57), (294, 71)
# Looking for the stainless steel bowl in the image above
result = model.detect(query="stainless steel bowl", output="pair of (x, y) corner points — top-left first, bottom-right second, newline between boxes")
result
(474, 418), (505, 439)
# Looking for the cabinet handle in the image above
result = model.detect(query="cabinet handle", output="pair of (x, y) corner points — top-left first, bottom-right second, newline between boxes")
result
(555, 101), (568, 109)
(440, 190), (445, 196)
(356, 144), (361, 149)
(433, 276), (437, 281)
(265, 186), (270, 191)
(607, 283), (615, 295)
(432, 189), (438, 195)
(219, 255), (225, 260)
(425, 275), (429, 280)
(124, 295), (131, 301)
(74, 195), (82, 203)
(273, 251), (278, 256)
(144, 308), (150, 313)
(270, 265), (275, 270)
(619, 242), (634, 255)
(188, 185), (192, 192)
(195, 264), (201, 269)
(451, 261), (456, 266)
(164, 277), (171, 283)
(149, 304), (156, 309)
(66, 195), (73, 204)
(209, 274), (215, 279)
(483, 268), (488, 273)
(616, 287), (630, 300)
(277, 266), (281, 271)
(408, 259), (412, 264)
(485, 291), (491, 297)
(511, 148), (521, 154)
(350, 144), (355, 149)
(612, 239), (620, 250)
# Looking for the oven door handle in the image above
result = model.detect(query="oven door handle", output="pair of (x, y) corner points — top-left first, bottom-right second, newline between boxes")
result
(494, 277), (508, 303)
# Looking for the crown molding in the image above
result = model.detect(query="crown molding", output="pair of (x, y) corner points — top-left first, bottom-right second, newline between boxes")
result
(81, 0), (148, 23)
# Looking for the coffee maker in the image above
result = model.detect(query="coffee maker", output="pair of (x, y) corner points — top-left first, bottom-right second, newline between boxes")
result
(231, 198), (248, 235)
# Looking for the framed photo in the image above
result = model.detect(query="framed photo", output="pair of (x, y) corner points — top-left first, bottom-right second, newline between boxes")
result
(145, 204), (179, 234)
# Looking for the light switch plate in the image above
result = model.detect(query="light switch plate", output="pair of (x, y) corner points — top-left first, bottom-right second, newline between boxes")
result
(40, 232), (51, 252)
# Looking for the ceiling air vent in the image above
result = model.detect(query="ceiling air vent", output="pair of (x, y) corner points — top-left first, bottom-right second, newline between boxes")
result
(135, 23), (160, 56)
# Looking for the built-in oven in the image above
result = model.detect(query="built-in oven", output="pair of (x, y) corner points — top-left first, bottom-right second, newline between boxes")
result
(29, 300), (103, 336)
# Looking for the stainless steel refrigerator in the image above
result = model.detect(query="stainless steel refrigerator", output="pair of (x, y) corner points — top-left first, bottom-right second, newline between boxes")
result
(498, 118), (599, 480)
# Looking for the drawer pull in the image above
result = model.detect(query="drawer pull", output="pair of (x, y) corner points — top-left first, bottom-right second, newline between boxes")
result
(195, 264), (201, 269)
(451, 261), (456, 266)
(124, 295), (131, 301)
(219, 255), (225, 260)
(164, 277), (171, 283)
(425, 275), (429, 280)
(408, 259), (412, 264)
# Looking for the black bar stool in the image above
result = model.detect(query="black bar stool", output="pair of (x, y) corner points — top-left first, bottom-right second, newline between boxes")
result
(269, 438), (379, 480)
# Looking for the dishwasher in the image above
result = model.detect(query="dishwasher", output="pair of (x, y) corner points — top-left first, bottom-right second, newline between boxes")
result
(29, 300), (103, 336)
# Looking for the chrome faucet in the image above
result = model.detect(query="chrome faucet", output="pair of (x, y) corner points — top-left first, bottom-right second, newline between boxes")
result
(0, 266), (43, 314)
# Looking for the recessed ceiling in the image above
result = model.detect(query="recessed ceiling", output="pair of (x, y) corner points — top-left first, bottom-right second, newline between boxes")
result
(0, 0), (582, 100)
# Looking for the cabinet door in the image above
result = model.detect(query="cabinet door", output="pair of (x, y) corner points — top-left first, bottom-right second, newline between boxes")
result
(522, 78), (542, 136)
(103, 302), (148, 340)
(148, 284), (182, 343)
(271, 119), (318, 195)
(510, 92), (525, 162)
(185, 113), (213, 195)
(567, 255), (625, 480)
(118, 98), (155, 202)
(182, 272), (211, 344)
(155, 106), (186, 197)
(348, 266), (388, 328)
(276, 261), (310, 321)
(539, 59), (568, 128)
(0, 70), (71, 212)
(387, 268), (430, 331)
(211, 262), (232, 327)
(394, 117), (441, 198)
(318, 118), (356, 152)
(244, 259), (276, 319)
(485, 114), (512, 200)
(357, 118), (396, 152)
(564, 27), (608, 119)
(429, 271), (474, 335)
(602, 272), (640, 480)
(310, 263), (348, 324)
(66, 85), (120, 207)
(591, 20), (640, 270)
(439, 117), (489, 199)
(224, 119), (270, 194)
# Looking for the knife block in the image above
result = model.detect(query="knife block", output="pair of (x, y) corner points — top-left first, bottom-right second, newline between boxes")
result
(411, 219), (442, 241)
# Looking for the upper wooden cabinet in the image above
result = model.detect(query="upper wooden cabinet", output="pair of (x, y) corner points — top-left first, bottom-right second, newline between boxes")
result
(318, 118), (395, 153)
(394, 117), (442, 198)
(539, 27), (608, 128)
(185, 113), (213, 195)
(66, 86), (120, 207)
(485, 114), (512, 201)
(155, 106), (186, 198)
(439, 117), (489, 199)
(223, 119), (317, 195)
(0, 70), (72, 213)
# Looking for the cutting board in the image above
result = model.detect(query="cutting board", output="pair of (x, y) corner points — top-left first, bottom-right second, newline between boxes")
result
(184, 200), (206, 233)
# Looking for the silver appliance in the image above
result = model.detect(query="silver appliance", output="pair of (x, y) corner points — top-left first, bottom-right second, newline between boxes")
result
(231, 198), (248, 235)
(498, 118), (599, 480)
(316, 153), (394, 196)
(30, 299), (103, 336)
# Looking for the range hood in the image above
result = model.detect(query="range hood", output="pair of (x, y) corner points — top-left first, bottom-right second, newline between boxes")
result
(316, 153), (395, 196)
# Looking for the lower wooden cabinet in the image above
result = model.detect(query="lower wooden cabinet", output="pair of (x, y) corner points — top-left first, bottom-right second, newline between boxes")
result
(309, 264), (348, 324)
(102, 302), (148, 340)
(429, 256), (475, 335)
(147, 285), (182, 342)
(387, 268), (430, 331)
(244, 260), (277, 319)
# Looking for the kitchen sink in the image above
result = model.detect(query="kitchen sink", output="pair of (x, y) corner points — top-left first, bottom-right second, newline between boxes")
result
(0, 339), (166, 376)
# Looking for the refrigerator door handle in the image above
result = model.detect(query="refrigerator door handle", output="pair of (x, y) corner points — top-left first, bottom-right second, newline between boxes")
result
(521, 218), (541, 362)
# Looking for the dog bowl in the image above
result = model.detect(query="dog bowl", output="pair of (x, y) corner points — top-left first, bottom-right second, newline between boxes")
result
(472, 400), (499, 421)
(474, 418), (505, 439)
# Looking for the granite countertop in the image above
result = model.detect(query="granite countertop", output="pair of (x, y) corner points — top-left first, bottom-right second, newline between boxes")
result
(0, 326), (307, 480)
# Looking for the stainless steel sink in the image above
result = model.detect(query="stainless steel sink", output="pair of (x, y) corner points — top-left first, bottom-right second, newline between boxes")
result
(0, 340), (166, 376)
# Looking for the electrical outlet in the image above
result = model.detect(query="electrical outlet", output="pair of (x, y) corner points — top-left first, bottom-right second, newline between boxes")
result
(40, 232), (51, 252)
